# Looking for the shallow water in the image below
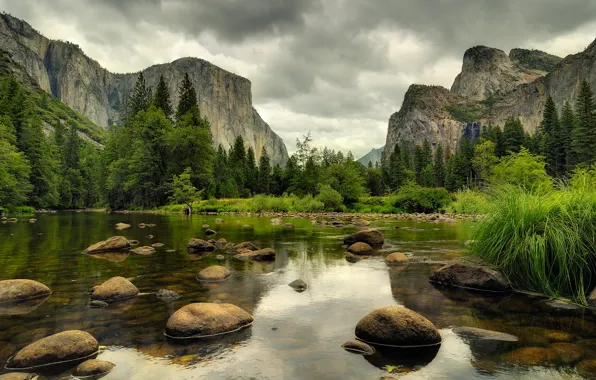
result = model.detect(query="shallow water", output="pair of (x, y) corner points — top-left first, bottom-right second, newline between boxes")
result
(0, 213), (594, 379)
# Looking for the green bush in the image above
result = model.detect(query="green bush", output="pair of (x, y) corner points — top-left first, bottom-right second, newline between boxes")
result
(392, 183), (453, 213)
(316, 184), (343, 211)
(447, 189), (490, 215)
(293, 195), (325, 213)
(469, 181), (596, 304)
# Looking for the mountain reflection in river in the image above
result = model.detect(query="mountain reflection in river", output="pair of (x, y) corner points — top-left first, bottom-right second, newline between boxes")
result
(0, 213), (594, 379)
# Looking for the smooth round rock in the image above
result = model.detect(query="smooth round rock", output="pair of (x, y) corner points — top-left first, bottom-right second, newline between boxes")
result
(215, 218), (224, 224)
(165, 303), (253, 338)
(8, 330), (98, 369)
(201, 224), (210, 229)
(288, 279), (307, 292)
(347, 242), (373, 255)
(0, 280), (51, 303)
(115, 223), (131, 230)
(342, 340), (375, 355)
(187, 238), (216, 253)
(73, 359), (115, 377)
(385, 252), (409, 265)
(343, 229), (384, 246)
(131, 246), (156, 255)
(501, 347), (560, 366)
(89, 300), (108, 308)
(197, 266), (231, 282)
(84, 236), (130, 254)
(429, 262), (511, 292)
(234, 248), (276, 261)
(90, 277), (139, 302)
(355, 306), (441, 347)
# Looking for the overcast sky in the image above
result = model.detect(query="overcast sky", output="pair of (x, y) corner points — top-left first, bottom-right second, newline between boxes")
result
(2, 1), (596, 157)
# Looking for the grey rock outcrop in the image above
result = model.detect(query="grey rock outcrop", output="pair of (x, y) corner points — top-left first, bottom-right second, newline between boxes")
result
(0, 14), (288, 165)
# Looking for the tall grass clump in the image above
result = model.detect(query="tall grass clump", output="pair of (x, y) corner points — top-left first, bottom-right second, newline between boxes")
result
(447, 189), (490, 215)
(469, 174), (596, 304)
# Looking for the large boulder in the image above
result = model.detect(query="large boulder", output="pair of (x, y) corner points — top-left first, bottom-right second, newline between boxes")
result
(343, 229), (384, 246)
(131, 246), (156, 255)
(165, 303), (253, 339)
(355, 306), (441, 347)
(7, 330), (98, 369)
(73, 359), (115, 377)
(90, 277), (139, 302)
(187, 238), (216, 253)
(429, 262), (511, 292)
(0, 280), (51, 303)
(347, 242), (373, 255)
(84, 236), (130, 254)
(197, 266), (231, 282)
(234, 248), (276, 261)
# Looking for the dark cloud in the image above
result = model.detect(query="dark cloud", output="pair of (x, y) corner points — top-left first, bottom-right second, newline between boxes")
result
(1, 0), (596, 156)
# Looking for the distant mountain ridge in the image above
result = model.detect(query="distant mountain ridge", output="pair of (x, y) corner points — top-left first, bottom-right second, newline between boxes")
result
(0, 13), (288, 164)
(357, 146), (384, 166)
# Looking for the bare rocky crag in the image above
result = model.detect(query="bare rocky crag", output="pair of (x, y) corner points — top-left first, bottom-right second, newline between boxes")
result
(0, 13), (288, 164)
(384, 39), (596, 160)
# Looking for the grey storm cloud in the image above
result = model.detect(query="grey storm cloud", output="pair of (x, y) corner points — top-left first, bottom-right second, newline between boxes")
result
(2, 0), (596, 156)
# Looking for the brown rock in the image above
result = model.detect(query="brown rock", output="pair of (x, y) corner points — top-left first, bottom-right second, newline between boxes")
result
(344, 253), (361, 263)
(429, 262), (511, 292)
(83, 236), (130, 254)
(115, 223), (131, 230)
(90, 277), (139, 302)
(385, 252), (409, 265)
(288, 279), (307, 292)
(73, 359), (115, 377)
(234, 248), (276, 261)
(205, 229), (217, 236)
(355, 306), (441, 347)
(197, 266), (231, 282)
(215, 218), (225, 224)
(353, 219), (371, 227)
(131, 246), (156, 255)
(343, 229), (384, 246)
(549, 342), (583, 364)
(347, 242), (373, 255)
(0, 374), (38, 380)
(341, 340), (375, 355)
(7, 330), (98, 369)
(187, 238), (216, 253)
(165, 303), (253, 338)
(201, 224), (210, 229)
(577, 360), (596, 378)
(453, 327), (517, 342)
(151, 243), (164, 248)
(0, 280), (51, 303)
(501, 347), (559, 366)
(230, 241), (259, 253)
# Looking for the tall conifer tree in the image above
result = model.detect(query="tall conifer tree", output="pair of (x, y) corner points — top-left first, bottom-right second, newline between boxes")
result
(176, 73), (198, 121)
(153, 75), (173, 118)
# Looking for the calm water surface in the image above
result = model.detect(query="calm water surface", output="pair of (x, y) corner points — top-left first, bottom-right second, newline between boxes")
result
(0, 213), (594, 379)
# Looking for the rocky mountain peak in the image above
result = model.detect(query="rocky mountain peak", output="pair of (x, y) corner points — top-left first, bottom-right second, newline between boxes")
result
(509, 48), (562, 72)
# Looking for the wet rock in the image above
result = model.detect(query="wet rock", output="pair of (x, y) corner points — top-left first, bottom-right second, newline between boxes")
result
(0, 374), (38, 380)
(215, 218), (224, 224)
(131, 246), (156, 255)
(84, 236), (130, 254)
(385, 252), (409, 266)
(187, 238), (216, 253)
(341, 340), (375, 355)
(429, 262), (511, 292)
(230, 241), (259, 254)
(201, 224), (210, 229)
(138, 223), (146, 228)
(543, 299), (583, 315)
(73, 359), (115, 378)
(28, 218), (36, 223)
(7, 330), (98, 369)
(343, 229), (384, 246)
(151, 243), (164, 248)
(234, 248), (276, 261)
(156, 289), (180, 301)
(146, 234), (154, 239)
(353, 219), (371, 227)
(0, 279), (51, 303)
(216, 238), (228, 244)
(197, 266), (231, 282)
(205, 229), (217, 236)
(129, 240), (140, 246)
(165, 303), (253, 338)
(549, 342), (583, 364)
(344, 253), (361, 263)
(166, 249), (176, 253)
(90, 277), (139, 302)
(115, 223), (131, 230)
(7, 218), (17, 222)
(216, 255), (225, 260)
(355, 306), (441, 347)
(453, 327), (518, 342)
(288, 279), (307, 292)
(501, 347), (559, 366)
(577, 360), (596, 378)
(146, 224), (156, 228)
(270, 218), (283, 225)
(87, 252), (129, 263)
(347, 242), (373, 255)
(89, 300), (108, 308)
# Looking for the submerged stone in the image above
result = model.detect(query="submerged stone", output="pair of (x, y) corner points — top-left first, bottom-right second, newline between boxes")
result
(131, 246), (156, 255)
(197, 266), (231, 282)
(501, 347), (560, 366)
(89, 300), (109, 308)
(549, 342), (583, 364)
(453, 327), (518, 342)
(344, 253), (361, 263)
(343, 229), (384, 246)
(341, 340), (374, 355)
(288, 279), (308, 292)
(385, 252), (409, 265)
(187, 238), (216, 253)
(577, 359), (596, 377)
(429, 262), (511, 292)
(165, 302), (253, 339)
(84, 236), (130, 254)
(0, 279), (51, 303)
(156, 289), (180, 301)
(234, 248), (276, 261)
(73, 359), (115, 378)
(205, 229), (217, 236)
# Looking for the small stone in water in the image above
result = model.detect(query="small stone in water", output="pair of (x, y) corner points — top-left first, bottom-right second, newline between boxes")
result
(288, 279), (307, 292)
(156, 289), (180, 301)
(89, 300), (109, 308)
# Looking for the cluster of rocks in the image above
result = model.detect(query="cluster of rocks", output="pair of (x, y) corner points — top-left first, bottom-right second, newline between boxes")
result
(340, 228), (410, 267)
(186, 237), (276, 262)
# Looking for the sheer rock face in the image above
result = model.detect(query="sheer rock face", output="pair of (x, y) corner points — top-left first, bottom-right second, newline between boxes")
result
(384, 40), (596, 162)
(0, 14), (288, 165)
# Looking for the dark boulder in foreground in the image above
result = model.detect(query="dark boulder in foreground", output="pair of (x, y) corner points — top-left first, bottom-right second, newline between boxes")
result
(343, 229), (384, 246)
(187, 238), (216, 253)
(84, 236), (130, 254)
(7, 330), (98, 369)
(197, 266), (231, 282)
(347, 242), (373, 255)
(165, 303), (253, 339)
(355, 306), (441, 347)
(73, 359), (115, 378)
(90, 277), (139, 302)
(341, 340), (375, 355)
(234, 248), (276, 261)
(288, 279), (308, 292)
(0, 279), (51, 303)
(429, 262), (511, 292)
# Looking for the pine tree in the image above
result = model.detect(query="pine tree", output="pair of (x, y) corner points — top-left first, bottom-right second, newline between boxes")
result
(270, 164), (284, 196)
(570, 80), (595, 166)
(229, 136), (247, 196)
(54, 120), (65, 148)
(245, 147), (258, 195)
(64, 122), (80, 170)
(434, 143), (445, 187)
(560, 101), (575, 171)
(258, 147), (271, 194)
(153, 75), (173, 118)
(130, 72), (152, 117)
(502, 118), (525, 154)
(400, 141), (413, 170)
(176, 73), (197, 121)
(538, 96), (563, 175)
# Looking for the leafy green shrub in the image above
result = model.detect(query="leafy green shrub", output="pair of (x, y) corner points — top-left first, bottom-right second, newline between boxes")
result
(490, 148), (552, 193)
(293, 195), (325, 213)
(447, 189), (490, 215)
(392, 183), (453, 213)
(5, 205), (35, 215)
(469, 182), (596, 304)
(316, 184), (343, 211)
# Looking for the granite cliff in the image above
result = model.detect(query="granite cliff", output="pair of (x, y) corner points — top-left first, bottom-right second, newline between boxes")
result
(383, 40), (596, 161)
(0, 13), (288, 164)
(357, 146), (385, 166)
